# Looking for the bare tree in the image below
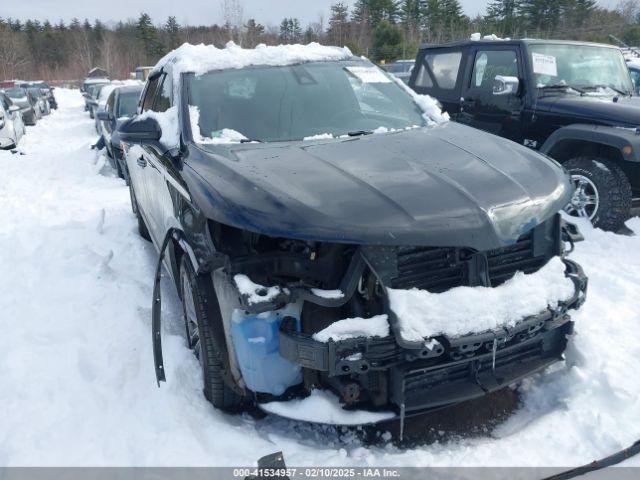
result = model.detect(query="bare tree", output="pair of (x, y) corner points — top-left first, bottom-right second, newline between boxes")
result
(0, 30), (29, 79)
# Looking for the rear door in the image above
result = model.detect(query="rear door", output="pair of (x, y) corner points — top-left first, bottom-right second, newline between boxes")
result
(410, 47), (466, 115)
(459, 45), (525, 142)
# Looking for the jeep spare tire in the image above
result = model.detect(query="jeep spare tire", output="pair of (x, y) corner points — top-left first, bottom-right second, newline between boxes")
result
(563, 157), (632, 232)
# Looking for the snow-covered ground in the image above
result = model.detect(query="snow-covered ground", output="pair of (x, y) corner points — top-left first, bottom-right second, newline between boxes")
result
(1, 89), (639, 467)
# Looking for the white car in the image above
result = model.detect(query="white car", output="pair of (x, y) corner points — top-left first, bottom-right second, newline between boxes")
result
(0, 93), (25, 149)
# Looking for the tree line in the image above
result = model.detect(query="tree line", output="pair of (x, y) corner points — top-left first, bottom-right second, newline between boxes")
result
(2, 0), (640, 82)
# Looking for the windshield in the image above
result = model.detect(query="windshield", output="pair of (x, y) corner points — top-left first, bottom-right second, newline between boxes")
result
(529, 44), (633, 95)
(98, 85), (115, 103)
(187, 61), (426, 143)
(118, 92), (139, 118)
(5, 88), (27, 99)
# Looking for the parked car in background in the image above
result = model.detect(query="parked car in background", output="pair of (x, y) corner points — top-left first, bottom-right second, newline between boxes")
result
(119, 43), (587, 424)
(18, 81), (57, 110)
(410, 38), (640, 231)
(24, 86), (50, 117)
(93, 84), (118, 132)
(96, 84), (143, 179)
(82, 78), (110, 112)
(0, 93), (25, 149)
(381, 59), (414, 83)
(2, 87), (38, 125)
(626, 60), (640, 95)
(133, 66), (154, 82)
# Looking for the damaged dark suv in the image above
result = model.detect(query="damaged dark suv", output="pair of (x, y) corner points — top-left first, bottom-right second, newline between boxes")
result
(120, 43), (588, 428)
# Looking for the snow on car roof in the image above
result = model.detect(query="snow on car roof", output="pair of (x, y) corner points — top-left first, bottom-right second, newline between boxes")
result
(153, 41), (353, 81)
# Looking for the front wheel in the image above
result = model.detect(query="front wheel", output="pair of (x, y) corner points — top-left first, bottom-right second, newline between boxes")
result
(179, 256), (245, 410)
(563, 157), (632, 232)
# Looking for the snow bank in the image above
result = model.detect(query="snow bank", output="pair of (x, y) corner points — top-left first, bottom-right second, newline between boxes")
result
(234, 274), (284, 305)
(389, 257), (574, 342)
(259, 389), (395, 425)
(312, 315), (389, 343)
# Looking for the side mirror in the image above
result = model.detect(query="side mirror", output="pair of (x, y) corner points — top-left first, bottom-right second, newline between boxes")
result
(493, 75), (520, 96)
(96, 110), (111, 121)
(119, 116), (162, 144)
(8, 105), (20, 113)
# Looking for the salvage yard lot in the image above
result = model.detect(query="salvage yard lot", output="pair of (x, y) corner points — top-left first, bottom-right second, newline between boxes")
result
(0, 88), (639, 467)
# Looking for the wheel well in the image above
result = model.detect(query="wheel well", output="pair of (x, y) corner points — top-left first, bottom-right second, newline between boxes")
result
(547, 139), (624, 164)
(547, 139), (640, 192)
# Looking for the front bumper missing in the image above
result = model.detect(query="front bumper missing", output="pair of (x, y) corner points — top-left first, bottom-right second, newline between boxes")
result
(277, 258), (587, 417)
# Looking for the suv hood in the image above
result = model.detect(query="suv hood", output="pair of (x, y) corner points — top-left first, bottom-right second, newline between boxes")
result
(536, 94), (640, 127)
(185, 123), (571, 251)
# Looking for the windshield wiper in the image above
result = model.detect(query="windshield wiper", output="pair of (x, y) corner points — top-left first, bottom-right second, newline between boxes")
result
(538, 83), (586, 94)
(587, 84), (630, 96)
(347, 130), (373, 137)
(240, 138), (261, 143)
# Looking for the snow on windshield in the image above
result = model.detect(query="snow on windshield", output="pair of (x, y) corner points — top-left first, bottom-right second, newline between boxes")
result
(156, 41), (352, 90)
(151, 41), (448, 146)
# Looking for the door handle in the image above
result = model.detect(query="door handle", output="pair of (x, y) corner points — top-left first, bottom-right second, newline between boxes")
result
(461, 98), (476, 110)
(137, 156), (147, 168)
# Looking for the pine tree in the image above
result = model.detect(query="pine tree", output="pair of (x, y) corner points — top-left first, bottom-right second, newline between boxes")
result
(328, 2), (350, 46)
(564, 0), (596, 28)
(244, 18), (264, 47)
(291, 18), (303, 41)
(279, 18), (303, 43)
(485, 0), (522, 37)
(136, 13), (164, 60)
(165, 16), (181, 50)
(371, 19), (403, 61)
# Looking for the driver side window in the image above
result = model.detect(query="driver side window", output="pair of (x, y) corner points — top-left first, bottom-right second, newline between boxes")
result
(471, 50), (518, 91)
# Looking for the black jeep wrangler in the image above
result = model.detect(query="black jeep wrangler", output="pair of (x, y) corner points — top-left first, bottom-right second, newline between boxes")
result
(409, 39), (639, 231)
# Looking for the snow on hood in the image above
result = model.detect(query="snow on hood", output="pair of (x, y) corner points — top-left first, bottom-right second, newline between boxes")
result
(389, 256), (575, 342)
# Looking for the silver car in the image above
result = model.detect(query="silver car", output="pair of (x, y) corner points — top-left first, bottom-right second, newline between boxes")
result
(0, 94), (25, 149)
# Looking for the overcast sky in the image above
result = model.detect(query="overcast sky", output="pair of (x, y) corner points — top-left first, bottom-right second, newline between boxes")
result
(1, 0), (619, 27)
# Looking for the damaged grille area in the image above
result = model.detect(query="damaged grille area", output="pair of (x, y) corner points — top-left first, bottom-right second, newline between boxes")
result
(389, 215), (561, 293)
(391, 321), (572, 412)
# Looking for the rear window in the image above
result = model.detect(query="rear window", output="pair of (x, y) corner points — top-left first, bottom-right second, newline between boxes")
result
(415, 51), (462, 89)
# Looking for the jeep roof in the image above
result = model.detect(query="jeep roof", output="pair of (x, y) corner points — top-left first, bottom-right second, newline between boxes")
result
(419, 38), (621, 50)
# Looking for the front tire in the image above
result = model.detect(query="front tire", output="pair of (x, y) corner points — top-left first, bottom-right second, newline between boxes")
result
(179, 256), (245, 410)
(563, 157), (632, 232)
